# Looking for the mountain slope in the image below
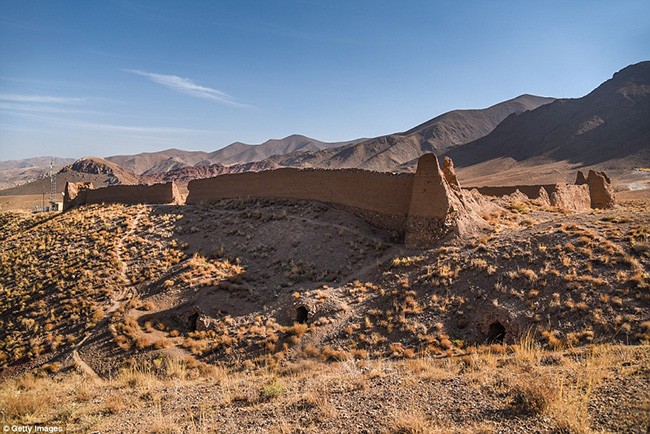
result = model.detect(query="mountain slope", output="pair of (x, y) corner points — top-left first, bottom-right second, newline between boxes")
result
(147, 160), (280, 185)
(0, 157), (141, 197)
(0, 157), (77, 190)
(105, 135), (365, 175)
(207, 134), (364, 166)
(269, 94), (555, 171)
(106, 149), (211, 175)
(445, 61), (650, 184)
(0, 156), (75, 170)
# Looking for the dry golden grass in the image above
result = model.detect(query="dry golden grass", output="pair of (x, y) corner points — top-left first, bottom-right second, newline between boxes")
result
(1, 343), (644, 433)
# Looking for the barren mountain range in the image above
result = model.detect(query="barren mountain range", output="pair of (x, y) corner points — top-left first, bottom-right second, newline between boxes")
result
(446, 61), (650, 185)
(1, 61), (649, 199)
(105, 135), (365, 175)
(0, 157), (75, 191)
(267, 94), (555, 171)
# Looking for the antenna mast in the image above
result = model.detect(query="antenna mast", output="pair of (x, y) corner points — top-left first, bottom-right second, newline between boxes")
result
(49, 160), (56, 205)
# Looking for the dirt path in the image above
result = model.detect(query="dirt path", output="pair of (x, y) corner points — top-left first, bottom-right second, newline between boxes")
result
(72, 207), (145, 380)
(116, 207), (144, 285)
(72, 350), (102, 383)
(102, 207), (144, 315)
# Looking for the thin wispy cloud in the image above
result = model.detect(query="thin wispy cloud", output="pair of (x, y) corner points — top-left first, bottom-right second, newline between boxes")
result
(74, 120), (219, 134)
(1, 109), (221, 135)
(124, 69), (251, 108)
(0, 94), (85, 104)
(0, 103), (103, 115)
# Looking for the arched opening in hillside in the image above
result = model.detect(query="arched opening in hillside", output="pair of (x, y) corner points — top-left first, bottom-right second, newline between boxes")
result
(188, 312), (199, 332)
(296, 306), (309, 324)
(487, 321), (506, 343)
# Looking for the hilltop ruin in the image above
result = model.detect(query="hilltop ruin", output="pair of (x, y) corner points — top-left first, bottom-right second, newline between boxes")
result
(63, 153), (615, 249)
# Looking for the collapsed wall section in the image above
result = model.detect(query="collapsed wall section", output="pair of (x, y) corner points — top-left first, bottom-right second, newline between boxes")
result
(550, 184), (591, 211)
(63, 181), (181, 210)
(186, 168), (415, 233)
(469, 185), (557, 199)
(468, 169), (615, 210)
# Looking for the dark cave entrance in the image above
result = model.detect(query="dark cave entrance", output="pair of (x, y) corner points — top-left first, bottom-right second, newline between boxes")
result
(296, 306), (309, 324)
(487, 321), (506, 343)
(188, 312), (199, 332)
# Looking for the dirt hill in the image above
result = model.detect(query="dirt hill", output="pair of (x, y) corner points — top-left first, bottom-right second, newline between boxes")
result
(445, 61), (650, 186)
(0, 157), (141, 197)
(147, 160), (280, 185)
(207, 134), (365, 166)
(0, 157), (76, 190)
(268, 95), (555, 171)
(106, 149), (211, 176)
(1, 187), (648, 432)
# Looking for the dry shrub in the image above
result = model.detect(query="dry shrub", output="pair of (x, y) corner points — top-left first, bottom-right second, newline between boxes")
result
(102, 392), (126, 414)
(321, 345), (349, 361)
(389, 407), (444, 434)
(284, 322), (308, 337)
(509, 374), (554, 415)
(135, 335), (153, 350)
(260, 379), (286, 401)
(0, 375), (57, 421)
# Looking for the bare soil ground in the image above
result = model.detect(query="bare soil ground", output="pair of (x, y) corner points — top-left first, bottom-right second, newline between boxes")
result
(1, 194), (649, 433)
(0, 194), (46, 212)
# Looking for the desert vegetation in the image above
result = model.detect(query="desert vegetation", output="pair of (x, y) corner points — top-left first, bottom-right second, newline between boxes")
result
(0, 341), (647, 433)
(1, 194), (649, 433)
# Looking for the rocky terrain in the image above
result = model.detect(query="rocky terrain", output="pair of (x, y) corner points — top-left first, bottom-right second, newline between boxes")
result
(0, 181), (648, 432)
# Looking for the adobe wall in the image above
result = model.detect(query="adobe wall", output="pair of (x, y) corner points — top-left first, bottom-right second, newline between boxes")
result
(86, 182), (180, 206)
(405, 154), (453, 247)
(466, 170), (614, 210)
(186, 168), (415, 233)
(468, 185), (558, 199)
(63, 181), (181, 210)
(550, 184), (591, 211)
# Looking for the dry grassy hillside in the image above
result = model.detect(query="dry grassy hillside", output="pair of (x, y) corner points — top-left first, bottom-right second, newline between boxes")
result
(0, 196), (649, 433)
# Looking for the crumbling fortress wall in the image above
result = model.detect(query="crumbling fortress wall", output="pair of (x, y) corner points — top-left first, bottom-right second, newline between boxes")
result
(63, 182), (181, 210)
(472, 185), (558, 199)
(62, 154), (615, 248)
(575, 169), (615, 209)
(187, 167), (414, 233)
(187, 154), (488, 248)
(468, 169), (615, 211)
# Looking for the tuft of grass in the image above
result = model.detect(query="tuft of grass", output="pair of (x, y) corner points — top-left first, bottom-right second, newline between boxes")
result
(260, 379), (286, 401)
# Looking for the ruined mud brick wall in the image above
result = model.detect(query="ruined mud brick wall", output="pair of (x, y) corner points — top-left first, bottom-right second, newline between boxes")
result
(468, 185), (558, 199)
(186, 155), (483, 248)
(186, 168), (415, 233)
(550, 184), (591, 211)
(575, 170), (615, 209)
(63, 181), (93, 211)
(468, 168), (615, 210)
(405, 154), (455, 248)
(63, 182), (180, 210)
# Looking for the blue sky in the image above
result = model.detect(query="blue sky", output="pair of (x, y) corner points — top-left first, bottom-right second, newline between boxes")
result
(1, 0), (648, 161)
